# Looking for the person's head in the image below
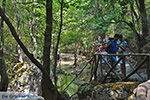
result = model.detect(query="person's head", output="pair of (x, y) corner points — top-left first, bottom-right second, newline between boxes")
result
(114, 34), (120, 41)
(119, 34), (123, 41)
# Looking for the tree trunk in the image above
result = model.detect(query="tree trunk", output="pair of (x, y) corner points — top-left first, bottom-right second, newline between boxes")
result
(0, 0), (8, 91)
(41, 0), (61, 99)
(135, 0), (149, 53)
(53, 0), (64, 86)
(28, 8), (41, 94)
(41, 77), (57, 100)
(73, 44), (78, 68)
(14, 0), (23, 62)
(0, 2), (65, 100)
(138, 0), (149, 37)
(29, 5), (38, 54)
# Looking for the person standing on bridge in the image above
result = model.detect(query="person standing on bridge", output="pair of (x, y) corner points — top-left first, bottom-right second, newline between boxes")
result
(106, 34), (120, 65)
(117, 34), (128, 77)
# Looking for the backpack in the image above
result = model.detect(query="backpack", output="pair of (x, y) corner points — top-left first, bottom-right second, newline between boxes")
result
(106, 39), (113, 53)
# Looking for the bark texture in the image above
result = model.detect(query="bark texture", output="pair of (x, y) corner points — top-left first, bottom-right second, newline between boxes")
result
(0, 0), (8, 91)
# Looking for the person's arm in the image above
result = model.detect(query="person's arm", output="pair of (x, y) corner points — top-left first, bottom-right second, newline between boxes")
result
(118, 41), (127, 51)
(118, 45), (126, 51)
(106, 40), (112, 49)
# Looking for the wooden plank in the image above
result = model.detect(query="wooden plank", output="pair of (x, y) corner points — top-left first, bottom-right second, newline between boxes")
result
(127, 61), (145, 81)
(101, 57), (122, 80)
(95, 53), (150, 56)
(93, 55), (97, 80)
(90, 59), (94, 82)
(122, 57), (148, 81)
(93, 55), (100, 80)
(121, 56), (126, 78)
(101, 57), (123, 83)
(99, 55), (103, 81)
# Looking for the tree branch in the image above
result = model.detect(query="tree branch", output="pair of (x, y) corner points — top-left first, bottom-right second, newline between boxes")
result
(0, 7), (45, 73)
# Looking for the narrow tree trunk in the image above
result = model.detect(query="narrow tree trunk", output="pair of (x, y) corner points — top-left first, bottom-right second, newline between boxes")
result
(29, 6), (38, 53)
(73, 44), (78, 68)
(14, 0), (23, 62)
(17, 15), (23, 62)
(28, 10), (40, 94)
(53, 0), (64, 86)
(29, 20), (38, 53)
(0, 0), (8, 91)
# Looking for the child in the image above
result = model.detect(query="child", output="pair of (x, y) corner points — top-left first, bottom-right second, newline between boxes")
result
(99, 46), (108, 75)
(99, 46), (107, 62)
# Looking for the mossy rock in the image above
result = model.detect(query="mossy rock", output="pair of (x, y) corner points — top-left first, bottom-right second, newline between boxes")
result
(77, 82), (140, 100)
(77, 81), (99, 100)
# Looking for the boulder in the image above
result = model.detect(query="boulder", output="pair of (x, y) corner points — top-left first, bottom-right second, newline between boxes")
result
(135, 80), (150, 100)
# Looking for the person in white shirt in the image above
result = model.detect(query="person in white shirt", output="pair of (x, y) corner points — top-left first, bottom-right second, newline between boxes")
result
(117, 34), (127, 77)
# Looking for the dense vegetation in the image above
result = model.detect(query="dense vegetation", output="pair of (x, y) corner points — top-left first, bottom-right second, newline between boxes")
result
(0, 0), (149, 100)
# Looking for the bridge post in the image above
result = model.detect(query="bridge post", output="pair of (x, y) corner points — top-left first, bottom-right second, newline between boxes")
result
(90, 58), (94, 81)
(121, 56), (126, 78)
(93, 55), (100, 81)
(93, 55), (97, 80)
(99, 55), (103, 82)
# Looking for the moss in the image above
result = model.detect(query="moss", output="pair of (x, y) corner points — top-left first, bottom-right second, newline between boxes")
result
(111, 82), (139, 90)
(78, 82), (99, 100)
(78, 82), (140, 100)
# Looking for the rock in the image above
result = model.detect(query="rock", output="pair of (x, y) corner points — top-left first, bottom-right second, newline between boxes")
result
(71, 94), (79, 100)
(77, 82), (98, 100)
(77, 82), (140, 100)
(135, 80), (150, 100)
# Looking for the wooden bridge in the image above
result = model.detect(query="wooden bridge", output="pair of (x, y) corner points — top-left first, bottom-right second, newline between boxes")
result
(64, 53), (150, 91)
(90, 53), (150, 83)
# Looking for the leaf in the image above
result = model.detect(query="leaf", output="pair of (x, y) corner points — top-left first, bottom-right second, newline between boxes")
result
(8, 48), (15, 55)
(102, 27), (107, 30)
(0, 57), (8, 60)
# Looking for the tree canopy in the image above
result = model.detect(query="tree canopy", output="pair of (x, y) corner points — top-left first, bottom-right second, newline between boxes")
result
(0, 0), (149, 100)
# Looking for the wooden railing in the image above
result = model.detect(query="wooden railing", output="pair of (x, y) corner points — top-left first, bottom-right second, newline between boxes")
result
(90, 53), (150, 83)
(63, 53), (150, 91)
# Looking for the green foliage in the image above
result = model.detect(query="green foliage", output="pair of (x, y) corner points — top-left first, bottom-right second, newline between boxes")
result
(1, 0), (150, 96)
(8, 48), (15, 55)
(57, 75), (78, 96)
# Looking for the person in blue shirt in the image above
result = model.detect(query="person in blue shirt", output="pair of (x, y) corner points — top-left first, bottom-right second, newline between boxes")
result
(106, 34), (120, 65)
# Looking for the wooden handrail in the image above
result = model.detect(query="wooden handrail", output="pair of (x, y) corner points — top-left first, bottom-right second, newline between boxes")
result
(95, 53), (150, 56)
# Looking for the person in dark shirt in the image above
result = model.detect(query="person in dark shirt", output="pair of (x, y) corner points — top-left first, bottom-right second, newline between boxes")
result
(106, 34), (120, 65)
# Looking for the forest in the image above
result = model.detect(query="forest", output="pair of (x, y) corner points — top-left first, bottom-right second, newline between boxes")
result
(0, 0), (150, 100)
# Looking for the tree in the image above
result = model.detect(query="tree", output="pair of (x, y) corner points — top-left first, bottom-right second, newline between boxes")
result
(0, 0), (65, 100)
(53, 0), (64, 86)
(14, 0), (23, 62)
(0, 0), (8, 91)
